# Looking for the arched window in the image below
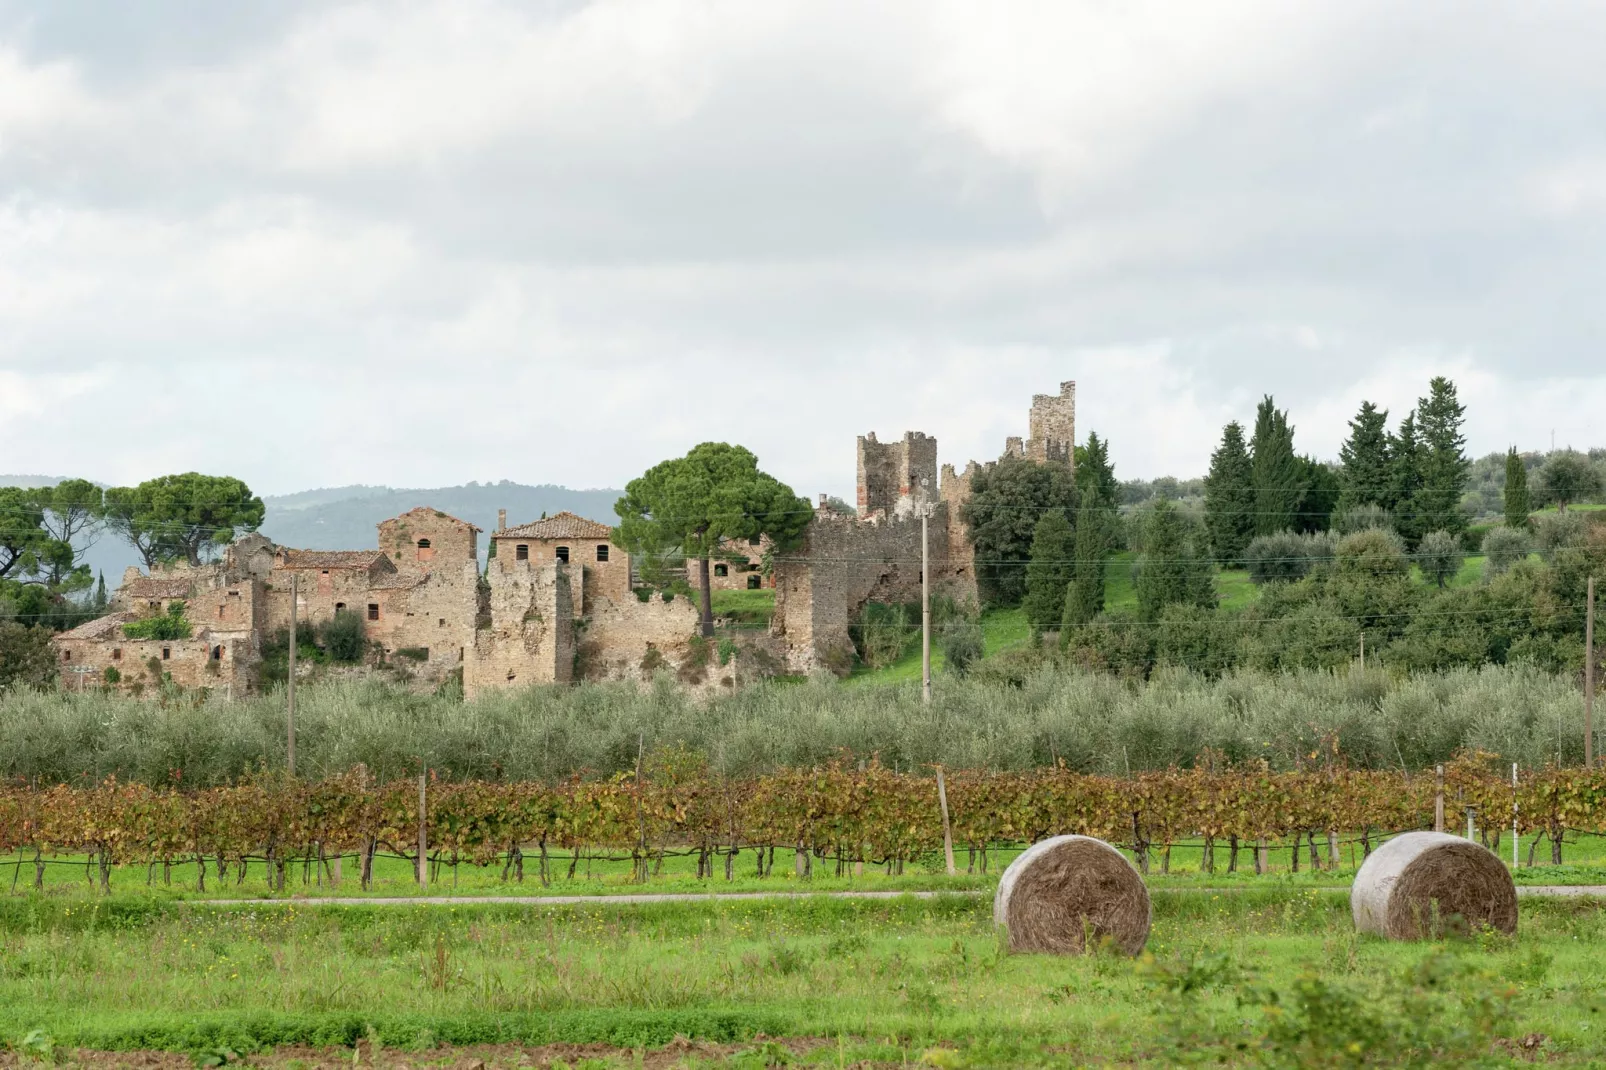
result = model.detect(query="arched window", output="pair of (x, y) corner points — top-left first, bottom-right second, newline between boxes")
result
(335, 602), (346, 612)
(416, 537), (434, 563)
(417, 538), (431, 548)
(212, 645), (223, 661)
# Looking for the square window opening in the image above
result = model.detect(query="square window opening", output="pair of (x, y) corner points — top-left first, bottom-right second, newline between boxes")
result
(555, 546), (570, 563)
(515, 544), (529, 561)
(596, 544), (610, 562)
(367, 604), (380, 621)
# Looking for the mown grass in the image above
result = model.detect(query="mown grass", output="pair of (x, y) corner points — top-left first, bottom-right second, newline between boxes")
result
(2, 891), (1605, 1065)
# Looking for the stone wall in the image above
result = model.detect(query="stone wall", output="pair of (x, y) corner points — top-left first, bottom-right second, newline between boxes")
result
(378, 507), (479, 572)
(576, 591), (700, 681)
(464, 562), (573, 698)
(856, 431), (937, 517)
(771, 502), (968, 672)
(55, 630), (253, 697)
(1026, 380), (1076, 465)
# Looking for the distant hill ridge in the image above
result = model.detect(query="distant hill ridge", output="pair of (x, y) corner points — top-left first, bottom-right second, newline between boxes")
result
(0, 477), (623, 582)
(258, 482), (623, 555)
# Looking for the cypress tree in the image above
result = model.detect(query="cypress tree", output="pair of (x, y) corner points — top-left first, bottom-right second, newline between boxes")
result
(1062, 498), (1107, 633)
(1414, 377), (1470, 537)
(1337, 400), (1391, 512)
(1503, 447), (1529, 529)
(93, 571), (108, 612)
(1021, 509), (1076, 636)
(1074, 432), (1120, 549)
(1136, 501), (1216, 621)
(1249, 396), (1305, 536)
(1294, 456), (1340, 534)
(1204, 422), (1255, 567)
(1388, 411), (1424, 544)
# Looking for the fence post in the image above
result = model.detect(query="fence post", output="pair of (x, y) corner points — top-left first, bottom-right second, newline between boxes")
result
(1512, 763), (1520, 869)
(936, 767), (956, 876)
(417, 772), (428, 888)
(1434, 764), (1445, 833)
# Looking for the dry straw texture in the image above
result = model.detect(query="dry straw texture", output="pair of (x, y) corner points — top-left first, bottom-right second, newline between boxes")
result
(993, 835), (1151, 955)
(1351, 831), (1518, 939)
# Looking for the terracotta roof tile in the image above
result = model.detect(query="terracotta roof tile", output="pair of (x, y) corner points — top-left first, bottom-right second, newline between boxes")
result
(56, 613), (133, 641)
(390, 506), (482, 532)
(276, 549), (393, 570)
(497, 511), (613, 540)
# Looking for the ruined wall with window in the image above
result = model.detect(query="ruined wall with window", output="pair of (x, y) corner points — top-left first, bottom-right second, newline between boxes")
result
(54, 614), (253, 697)
(685, 534), (774, 593)
(464, 561), (573, 698)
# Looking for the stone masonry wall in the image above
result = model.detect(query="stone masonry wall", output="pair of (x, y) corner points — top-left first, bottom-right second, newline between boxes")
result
(771, 502), (967, 672)
(56, 635), (253, 697)
(1026, 380), (1076, 465)
(856, 431), (937, 517)
(464, 562), (573, 698)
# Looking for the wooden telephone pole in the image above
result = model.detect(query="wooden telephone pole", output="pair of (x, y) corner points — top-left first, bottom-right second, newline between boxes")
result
(287, 572), (297, 777)
(1587, 576), (1596, 768)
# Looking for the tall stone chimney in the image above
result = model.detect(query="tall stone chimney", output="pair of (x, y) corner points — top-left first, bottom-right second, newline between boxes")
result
(497, 509), (507, 532)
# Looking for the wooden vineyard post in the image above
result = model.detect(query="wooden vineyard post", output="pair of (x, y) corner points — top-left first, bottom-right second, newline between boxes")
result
(1512, 763), (1520, 869)
(417, 772), (428, 888)
(936, 767), (956, 876)
(1434, 764), (1445, 833)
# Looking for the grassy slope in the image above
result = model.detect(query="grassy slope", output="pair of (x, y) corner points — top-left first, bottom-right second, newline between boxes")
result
(4, 892), (1606, 1064)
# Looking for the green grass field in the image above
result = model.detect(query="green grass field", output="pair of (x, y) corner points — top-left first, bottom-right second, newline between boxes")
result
(3, 888), (1605, 1066)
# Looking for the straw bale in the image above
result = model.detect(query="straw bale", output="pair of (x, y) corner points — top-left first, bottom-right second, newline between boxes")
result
(1351, 831), (1517, 940)
(993, 834), (1151, 955)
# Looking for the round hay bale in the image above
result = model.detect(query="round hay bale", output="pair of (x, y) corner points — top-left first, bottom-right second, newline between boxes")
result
(1351, 831), (1517, 940)
(993, 835), (1151, 955)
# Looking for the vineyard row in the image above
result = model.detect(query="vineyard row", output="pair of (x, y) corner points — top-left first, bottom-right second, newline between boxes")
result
(3, 757), (1598, 890)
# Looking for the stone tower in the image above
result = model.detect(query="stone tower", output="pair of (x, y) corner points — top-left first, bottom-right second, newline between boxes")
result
(1025, 381), (1076, 465)
(856, 431), (938, 517)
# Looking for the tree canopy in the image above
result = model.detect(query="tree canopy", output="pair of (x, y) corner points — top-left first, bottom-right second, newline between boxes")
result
(614, 442), (810, 636)
(1203, 421), (1254, 566)
(1337, 401), (1392, 514)
(1249, 396), (1305, 536)
(1537, 450), (1602, 513)
(960, 455), (1078, 606)
(104, 474), (265, 568)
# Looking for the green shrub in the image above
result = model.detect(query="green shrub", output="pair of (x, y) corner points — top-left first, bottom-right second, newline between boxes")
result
(319, 609), (367, 664)
(122, 602), (191, 641)
(1416, 530), (1465, 588)
(1244, 530), (1336, 584)
(938, 617), (984, 676)
(1481, 525), (1529, 578)
(1332, 502), (1392, 535)
(103, 666), (120, 685)
(0, 622), (56, 689)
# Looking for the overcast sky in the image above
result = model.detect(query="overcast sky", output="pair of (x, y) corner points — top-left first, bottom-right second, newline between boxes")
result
(2, 2), (1604, 499)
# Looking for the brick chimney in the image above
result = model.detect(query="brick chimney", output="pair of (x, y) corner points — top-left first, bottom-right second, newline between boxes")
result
(497, 508), (507, 532)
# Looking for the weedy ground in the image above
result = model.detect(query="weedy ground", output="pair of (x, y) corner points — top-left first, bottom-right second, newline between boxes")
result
(1, 891), (1604, 1067)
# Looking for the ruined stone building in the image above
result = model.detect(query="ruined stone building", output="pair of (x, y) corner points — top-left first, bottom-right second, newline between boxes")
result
(464, 511), (700, 698)
(53, 379), (1076, 694)
(770, 381), (1075, 673)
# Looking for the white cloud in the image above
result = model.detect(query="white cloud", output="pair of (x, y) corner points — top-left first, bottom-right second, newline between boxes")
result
(0, 1), (1603, 497)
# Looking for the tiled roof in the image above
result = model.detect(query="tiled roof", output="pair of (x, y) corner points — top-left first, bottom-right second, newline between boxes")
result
(276, 549), (393, 570)
(121, 576), (193, 600)
(497, 511), (613, 540)
(388, 506), (482, 532)
(56, 613), (133, 641)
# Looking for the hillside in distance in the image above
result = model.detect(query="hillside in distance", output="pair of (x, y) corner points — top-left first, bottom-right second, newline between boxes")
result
(0, 478), (623, 585)
(259, 481), (623, 554)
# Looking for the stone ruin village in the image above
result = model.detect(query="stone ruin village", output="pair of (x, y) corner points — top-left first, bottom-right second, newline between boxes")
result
(53, 382), (1077, 698)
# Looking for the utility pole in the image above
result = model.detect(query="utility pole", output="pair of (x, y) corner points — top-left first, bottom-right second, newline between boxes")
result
(921, 503), (932, 705)
(287, 571), (297, 778)
(1359, 633), (1365, 670)
(1587, 575), (1596, 768)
